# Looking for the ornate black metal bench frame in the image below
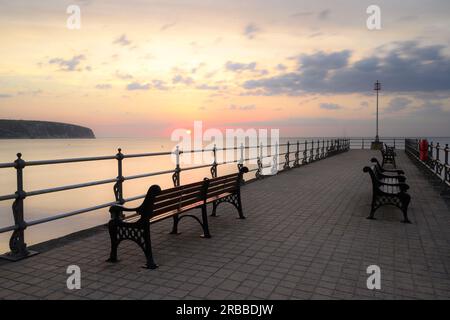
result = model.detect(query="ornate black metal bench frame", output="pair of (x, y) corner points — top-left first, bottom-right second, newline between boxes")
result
(363, 166), (411, 223)
(107, 167), (248, 269)
(381, 144), (397, 168)
(210, 168), (249, 218)
(370, 158), (404, 176)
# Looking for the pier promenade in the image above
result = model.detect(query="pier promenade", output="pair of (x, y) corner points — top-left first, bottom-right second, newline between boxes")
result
(1, 150), (449, 300)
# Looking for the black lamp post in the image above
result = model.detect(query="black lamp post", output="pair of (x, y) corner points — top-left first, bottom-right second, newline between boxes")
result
(371, 80), (383, 150)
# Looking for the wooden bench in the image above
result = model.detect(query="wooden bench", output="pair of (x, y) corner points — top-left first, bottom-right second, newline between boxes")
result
(363, 166), (411, 223)
(381, 144), (397, 168)
(106, 166), (248, 269)
(370, 158), (404, 176)
(370, 158), (406, 184)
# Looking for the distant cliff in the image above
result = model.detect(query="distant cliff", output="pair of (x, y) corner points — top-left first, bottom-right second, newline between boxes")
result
(0, 120), (95, 139)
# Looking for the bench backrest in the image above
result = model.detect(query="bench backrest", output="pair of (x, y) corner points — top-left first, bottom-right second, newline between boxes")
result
(137, 179), (208, 218)
(206, 166), (249, 198)
(137, 166), (248, 218)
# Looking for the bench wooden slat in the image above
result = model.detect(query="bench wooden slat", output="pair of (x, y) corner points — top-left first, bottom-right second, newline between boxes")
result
(154, 189), (203, 208)
(208, 174), (239, 186)
(151, 200), (204, 223)
(153, 196), (204, 216)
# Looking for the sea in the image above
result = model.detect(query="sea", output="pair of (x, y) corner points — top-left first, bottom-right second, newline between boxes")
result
(0, 137), (449, 253)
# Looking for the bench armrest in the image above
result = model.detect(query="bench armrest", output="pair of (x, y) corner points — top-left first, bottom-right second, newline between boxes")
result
(110, 204), (140, 212)
(109, 204), (140, 220)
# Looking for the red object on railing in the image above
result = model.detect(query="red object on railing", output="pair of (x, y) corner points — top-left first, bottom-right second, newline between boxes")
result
(420, 139), (429, 161)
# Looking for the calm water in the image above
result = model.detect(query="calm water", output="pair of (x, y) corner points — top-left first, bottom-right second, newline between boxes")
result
(0, 137), (448, 253)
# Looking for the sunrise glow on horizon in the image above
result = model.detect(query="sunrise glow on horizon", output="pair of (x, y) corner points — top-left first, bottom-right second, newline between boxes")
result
(1, 0), (450, 138)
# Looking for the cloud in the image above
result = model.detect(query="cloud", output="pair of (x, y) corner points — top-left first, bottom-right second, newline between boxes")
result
(17, 89), (42, 96)
(385, 97), (413, 112)
(172, 75), (194, 85)
(0, 93), (13, 98)
(196, 84), (221, 90)
(126, 82), (150, 90)
(225, 61), (257, 72)
(115, 70), (133, 80)
(320, 103), (342, 110)
(95, 84), (112, 89)
(276, 64), (287, 71)
(160, 22), (176, 31)
(113, 34), (131, 46)
(229, 104), (256, 111)
(151, 80), (169, 90)
(48, 55), (85, 71)
(318, 9), (331, 20)
(242, 41), (450, 95)
(290, 11), (314, 18)
(243, 23), (260, 40)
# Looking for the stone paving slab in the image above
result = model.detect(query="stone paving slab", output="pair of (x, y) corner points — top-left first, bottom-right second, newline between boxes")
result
(1, 150), (450, 300)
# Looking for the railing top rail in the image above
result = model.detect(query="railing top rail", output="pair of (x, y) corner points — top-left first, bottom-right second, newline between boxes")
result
(0, 139), (353, 170)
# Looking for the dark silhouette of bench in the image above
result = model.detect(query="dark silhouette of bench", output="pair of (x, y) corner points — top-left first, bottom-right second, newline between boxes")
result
(107, 167), (248, 269)
(370, 158), (404, 176)
(381, 144), (397, 168)
(363, 166), (411, 223)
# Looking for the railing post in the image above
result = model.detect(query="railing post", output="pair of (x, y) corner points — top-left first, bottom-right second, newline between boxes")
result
(394, 138), (396, 148)
(172, 146), (181, 187)
(1, 153), (37, 261)
(309, 140), (314, 162)
(237, 143), (245, 185)
(271, 142), (279, 175)
(428, 142), (434, 169)
(362, 138), (364, 150)
(256, 142), (263, 179)
(113, 148), (125, 204)
(302, 140), (308, 164)
(326, 140), (329, 157)
(436, 143), (441, 175)
(321, 139), (325, 158)
(315, 140), (320, 160)
(284, 141), (290, 170)
(210, 144), (218, 178)
(445, 144), (449, 186)
(238, 142), (244, 171)
(293, 140), (300, 167)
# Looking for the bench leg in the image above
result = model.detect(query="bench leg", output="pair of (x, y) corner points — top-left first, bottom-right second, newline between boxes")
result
(401, 194), (411, 224)
(170, 215), (180, 234)
(107, 220), (119, 262)
(143, 226), (158, 269)
(211, 201), (218, 217)
(367, 208), (376, 220)
(367, 195), (377, 220)
(200, 205), (211, 238)
(237, 192), (245, 219)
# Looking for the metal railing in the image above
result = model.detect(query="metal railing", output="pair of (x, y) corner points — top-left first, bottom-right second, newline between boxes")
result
(348, 137), (406, 150)
(405, 139), (450, 189)
(0, 138), (350, 261)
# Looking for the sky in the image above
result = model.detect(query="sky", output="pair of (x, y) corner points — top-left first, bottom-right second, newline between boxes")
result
(1, 0), (450, 137)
